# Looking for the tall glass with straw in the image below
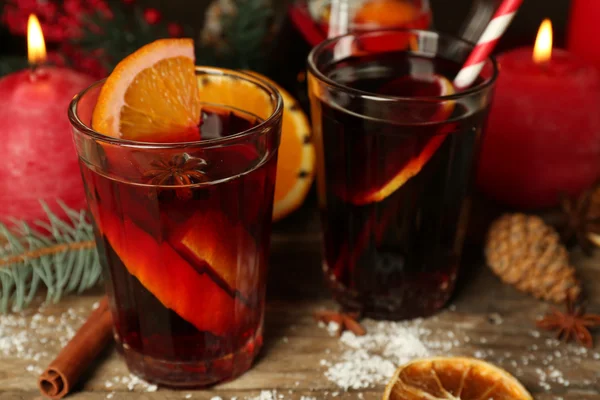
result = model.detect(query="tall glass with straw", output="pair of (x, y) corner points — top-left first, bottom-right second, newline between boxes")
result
(307, 0), (521, 319)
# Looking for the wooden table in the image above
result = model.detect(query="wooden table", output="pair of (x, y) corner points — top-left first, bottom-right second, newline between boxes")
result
(1, 204), (599, 400)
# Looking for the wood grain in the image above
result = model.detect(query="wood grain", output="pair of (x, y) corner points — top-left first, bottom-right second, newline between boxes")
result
(0, 206), (598, 399)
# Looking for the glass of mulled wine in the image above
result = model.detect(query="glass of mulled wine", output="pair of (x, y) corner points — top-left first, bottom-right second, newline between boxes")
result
(69, 67), (283, 387)
(308, 29), (498, 320)
(290, 0), (431, 46)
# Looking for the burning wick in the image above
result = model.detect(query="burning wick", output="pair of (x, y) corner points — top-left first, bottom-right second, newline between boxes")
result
(533, 19), (552, 66)
(27, 14), (48, 81)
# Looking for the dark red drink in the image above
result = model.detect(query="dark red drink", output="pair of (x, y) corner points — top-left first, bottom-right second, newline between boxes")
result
(71, 67), (283, 387)
(308, 30), (497, 320)
(80, 107), (275, 386)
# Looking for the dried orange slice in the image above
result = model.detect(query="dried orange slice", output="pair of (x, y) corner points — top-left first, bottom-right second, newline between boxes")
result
(350, 74), (455, 205)
(243, 71), (315, 221)
(92, 38), (201, 142)
(383, 357), (533, 400)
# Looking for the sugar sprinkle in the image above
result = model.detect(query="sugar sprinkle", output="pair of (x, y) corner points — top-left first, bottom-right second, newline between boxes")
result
(322, 319), (430, 390)
(0, 302), (159, 393)
(317, 314), (600, 392)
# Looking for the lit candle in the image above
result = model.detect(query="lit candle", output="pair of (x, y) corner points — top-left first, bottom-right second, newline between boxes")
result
(0, 15), (95, 223)
(477, 20), (600, 209)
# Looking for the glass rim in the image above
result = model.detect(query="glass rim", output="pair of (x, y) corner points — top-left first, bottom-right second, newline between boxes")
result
(307, 28), (499, 103)
(68, 66), (284, 149)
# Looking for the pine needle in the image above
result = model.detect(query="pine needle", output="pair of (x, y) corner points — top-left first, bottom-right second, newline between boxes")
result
(0, 201), (101, 313)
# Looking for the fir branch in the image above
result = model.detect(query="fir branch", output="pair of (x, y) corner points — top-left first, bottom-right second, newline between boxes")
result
(0, 240), (95, 267)
(0, 201), (101, 313)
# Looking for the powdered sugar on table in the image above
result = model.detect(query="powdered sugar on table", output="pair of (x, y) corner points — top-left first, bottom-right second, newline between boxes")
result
(317, 312), (600, 392)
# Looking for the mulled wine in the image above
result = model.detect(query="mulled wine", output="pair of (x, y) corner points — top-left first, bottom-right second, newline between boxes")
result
(71, 66), (282, 387)
(308, 30), (497, 320)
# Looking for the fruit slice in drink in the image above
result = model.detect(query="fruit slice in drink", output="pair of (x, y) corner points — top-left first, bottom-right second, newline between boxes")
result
(170, 209), (261, 302)
(354, 0), (419, 28)
(92, 38), (201, 142)
(343, 74), (455, 205)
(97, 210), (250, 337)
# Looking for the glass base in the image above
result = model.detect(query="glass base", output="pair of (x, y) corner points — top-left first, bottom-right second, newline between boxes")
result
(115, 329), (263, 388)
(324, 263), (457, 320)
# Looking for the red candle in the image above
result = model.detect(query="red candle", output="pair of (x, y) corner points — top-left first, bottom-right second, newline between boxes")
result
(477, 20), (600, 209)
(567, 0), (600, 70)
(0, 15), (95, 223)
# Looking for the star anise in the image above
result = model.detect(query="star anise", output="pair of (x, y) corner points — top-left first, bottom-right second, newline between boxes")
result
(144, 154), (208, 199)
(536, 296), (600, 348)
(314, 310), (367, 337)
(557, 180), (600, 255)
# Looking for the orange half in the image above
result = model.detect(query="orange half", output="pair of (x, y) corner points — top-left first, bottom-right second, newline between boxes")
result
(194, 70), (315, 221)
(383, 357), (533, 400)
(92, 38), (201, 142)
(243, 71), (315, 222)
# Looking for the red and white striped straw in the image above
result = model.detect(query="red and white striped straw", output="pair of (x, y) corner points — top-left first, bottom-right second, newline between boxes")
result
(454, 0), (524, 89)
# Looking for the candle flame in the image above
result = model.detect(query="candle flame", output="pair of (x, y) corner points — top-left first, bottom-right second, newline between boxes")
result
(533, 19), (552, 64)
(27, 14), (47, 65)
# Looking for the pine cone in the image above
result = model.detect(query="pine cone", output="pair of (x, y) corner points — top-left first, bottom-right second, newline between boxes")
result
(485, 213), (581, 304)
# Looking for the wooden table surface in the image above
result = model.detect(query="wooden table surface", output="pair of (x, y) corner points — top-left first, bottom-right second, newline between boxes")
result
(1, 202), (599, 400)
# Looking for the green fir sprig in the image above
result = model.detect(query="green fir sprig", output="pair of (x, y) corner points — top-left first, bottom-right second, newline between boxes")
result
(0, 201), (101, 313)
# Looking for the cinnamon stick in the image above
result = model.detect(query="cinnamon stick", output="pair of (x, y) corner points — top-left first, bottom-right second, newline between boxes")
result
(38, 296), (113, 399)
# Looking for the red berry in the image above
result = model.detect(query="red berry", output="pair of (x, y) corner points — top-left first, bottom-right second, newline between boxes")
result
(143, 8), (161, 25)
(63, 0), (83, 16)
(168, 22), (183, 37)
(46, 51), (67, 67)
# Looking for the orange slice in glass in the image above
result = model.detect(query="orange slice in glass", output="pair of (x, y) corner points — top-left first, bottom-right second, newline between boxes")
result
(383, 357), (533, 400)
(354, 0), (418, 28)
(97, 210), (251, 337)
(92, 38), (201, 143)
(170, 209), (261, 302)
(350, 74), (455, 205)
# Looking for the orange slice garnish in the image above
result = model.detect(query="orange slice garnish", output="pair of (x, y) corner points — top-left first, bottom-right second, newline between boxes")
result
(92, 38), (201, 142)
(244, 71), (315, 221)
(351, 74), (455, 205)
(383, 357), (533, 400)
